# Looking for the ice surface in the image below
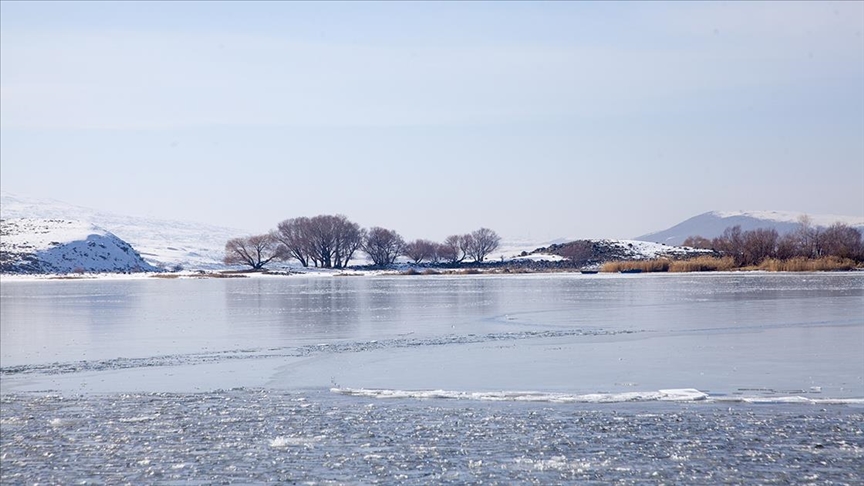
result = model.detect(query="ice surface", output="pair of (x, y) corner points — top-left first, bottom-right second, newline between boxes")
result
(2, 273), (862, 485)
(2, 273), (862, 404)
(4, 390), (862, 484)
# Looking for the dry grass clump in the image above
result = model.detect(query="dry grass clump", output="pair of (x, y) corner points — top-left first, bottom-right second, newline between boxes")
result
(601, 259), (671, 273)
(400, 268), (421, 275)
(757, 257), (858, 272)
(455, 268), (482, 275)
(669, 256), (736, 272)
(422, 268), (441, 275)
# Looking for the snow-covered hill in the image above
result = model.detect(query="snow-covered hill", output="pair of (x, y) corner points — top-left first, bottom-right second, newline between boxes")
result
(1, 193), (244, 270)
(0, 219), (158, 274)
(636, 210), (864, 246)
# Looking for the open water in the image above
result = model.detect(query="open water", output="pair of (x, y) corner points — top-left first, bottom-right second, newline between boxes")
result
(2, 273), (863, 483)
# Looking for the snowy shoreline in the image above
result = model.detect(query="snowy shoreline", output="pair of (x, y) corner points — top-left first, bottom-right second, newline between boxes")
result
(2, 267), (861, 283)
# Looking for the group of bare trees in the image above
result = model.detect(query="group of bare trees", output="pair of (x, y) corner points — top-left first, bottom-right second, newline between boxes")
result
(683, 219), (864, 267)
(274, 215), (363, 269)
(224, 214), (501, 270)
(399, 229), (503, 265)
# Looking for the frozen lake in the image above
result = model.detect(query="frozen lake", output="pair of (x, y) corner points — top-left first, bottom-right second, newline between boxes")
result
(2, 273), (863, 483)
(2, 273), (862, 400)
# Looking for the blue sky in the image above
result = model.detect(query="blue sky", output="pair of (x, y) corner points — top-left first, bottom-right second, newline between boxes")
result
(1, 1), (862, 241)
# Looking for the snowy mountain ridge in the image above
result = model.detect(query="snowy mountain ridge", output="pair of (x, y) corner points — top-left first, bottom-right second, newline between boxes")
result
(710, 210), (863, 228)
(636, 210), (864, 246)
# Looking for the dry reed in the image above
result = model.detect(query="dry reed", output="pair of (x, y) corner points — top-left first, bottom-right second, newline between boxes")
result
(757, 257), (858, 272)
(601, 255), (858, 273)
(601, 259), (671, 273)
(669, 256), (736, 272)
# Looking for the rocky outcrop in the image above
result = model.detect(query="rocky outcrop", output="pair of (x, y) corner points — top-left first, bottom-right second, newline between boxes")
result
(530, 239), (715, 268)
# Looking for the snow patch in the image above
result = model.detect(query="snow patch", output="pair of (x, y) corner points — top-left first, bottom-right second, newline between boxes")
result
(0, 218), (157, 273)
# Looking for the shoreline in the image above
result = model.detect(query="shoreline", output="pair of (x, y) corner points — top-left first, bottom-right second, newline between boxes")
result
(2, 267), (862, 283)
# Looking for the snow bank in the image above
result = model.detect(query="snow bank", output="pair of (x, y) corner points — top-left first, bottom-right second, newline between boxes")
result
(0, 218), (158, 274)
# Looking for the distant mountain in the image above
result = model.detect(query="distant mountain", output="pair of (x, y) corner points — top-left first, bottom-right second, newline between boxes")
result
(0, 193), (244, 270)
(636, 210), (864, 246)
(0, 219), (158, 274)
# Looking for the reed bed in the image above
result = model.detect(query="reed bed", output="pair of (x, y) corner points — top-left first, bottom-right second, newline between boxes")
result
(757, 257), (858, 272)
(602, 255), (858, 273)
(669, 256), (736, 272)
(601, 259), (671, 273)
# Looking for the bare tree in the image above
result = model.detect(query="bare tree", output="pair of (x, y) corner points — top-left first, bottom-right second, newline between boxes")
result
(696, 220), (863, 265)
(224, 234), (279, 269)
(330, 215), (365, 268)
(429, 243), (443, 263)
(274, 217), (314, 267)
(682, 235), (712, 249)
(364, 227), (405, 266)
(795, 214), (822, 258)
(440, 235), (466, 264)
(775, 232), (799, 260)
(403, 239), (436, 264)
(741, 228), (778, 266)
(459, 233), (474, 261)
(712, 225), (745, 266)
(466, 228), (501, 262)
(275, 214), (363, 268)
(820, 223), (863, 260)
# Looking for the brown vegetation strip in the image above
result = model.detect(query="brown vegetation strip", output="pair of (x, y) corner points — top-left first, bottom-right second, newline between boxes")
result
(601, 256), (858, 273)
